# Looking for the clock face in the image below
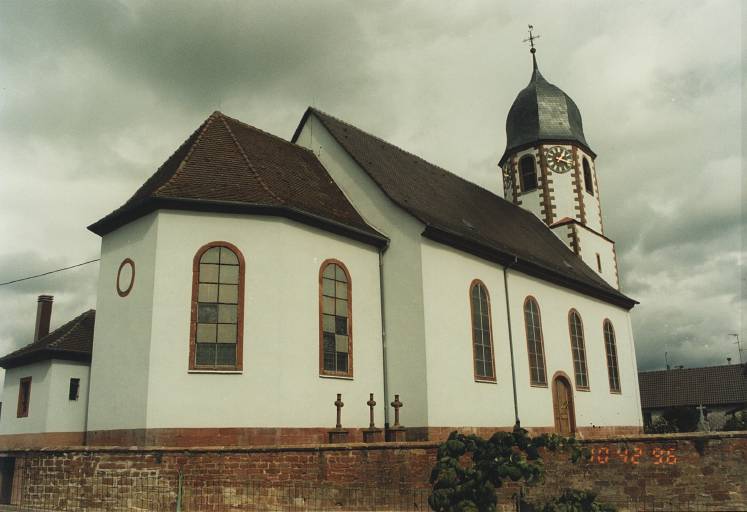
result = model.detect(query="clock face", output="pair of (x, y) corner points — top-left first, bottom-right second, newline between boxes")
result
(545, 146), (573, 174)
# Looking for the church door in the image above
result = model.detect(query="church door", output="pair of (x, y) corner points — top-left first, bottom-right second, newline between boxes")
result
(552, 374), (576, 434)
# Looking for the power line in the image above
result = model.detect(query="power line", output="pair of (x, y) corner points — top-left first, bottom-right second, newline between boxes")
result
(0, 259), (100, 287)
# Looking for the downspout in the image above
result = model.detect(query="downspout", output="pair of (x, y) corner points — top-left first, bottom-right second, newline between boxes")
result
(502, 256), (521, 429)
(379, 248), (390, 427)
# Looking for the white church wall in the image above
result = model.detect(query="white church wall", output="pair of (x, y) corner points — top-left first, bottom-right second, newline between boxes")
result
(575, 226), (619, 289)
(419, 240), (516, 427)
(549, 145), (577, 222)
(295, 115), (431, 427)
(507, 271), (642, 431)
(0, 361), (51, 434)
(45, 361), (90, 434)
(577, 149), (603, 233)
(144, 211), (384, 430)
(513, 147), (544, 221)
(87, 213), (159, 432)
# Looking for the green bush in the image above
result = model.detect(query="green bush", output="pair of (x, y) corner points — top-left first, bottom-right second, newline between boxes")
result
(721, 411), (747, 431)
(644, 416), (678, 434)
(539, 489), (616, 512)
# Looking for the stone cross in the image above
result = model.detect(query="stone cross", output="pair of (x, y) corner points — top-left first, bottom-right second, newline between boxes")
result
(391, 394), (403, 427)
(367, 393), (377, 429)
(334, 393), (344, 429)
(697, 404), (710, 432)
(523, 24), (541, 54)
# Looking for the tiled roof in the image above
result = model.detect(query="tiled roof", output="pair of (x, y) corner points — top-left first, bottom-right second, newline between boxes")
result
(0, 310), (95, 369)
(639, 364), (747, 409)
(88, 112), (386, 247)
(294, 108), (635, 309)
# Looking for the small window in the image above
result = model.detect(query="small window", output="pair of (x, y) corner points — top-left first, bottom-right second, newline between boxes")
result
(568, 310), (589, 389)
(596, 253), (602, 273)
(470, 280), (496, 382)
(523, 297), (547, 386)
(69, 378), (80, 401)
(189, 242), (245, 371)
(583, 158), (594, 196)
(17, 377), (31, 418)
(604, 320), (621, 393)
(519, 155), (538, 192)
(319, 260), (352, 377)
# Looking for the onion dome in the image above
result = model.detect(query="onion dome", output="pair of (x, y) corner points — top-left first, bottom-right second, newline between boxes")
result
(500, 55), (592, 164)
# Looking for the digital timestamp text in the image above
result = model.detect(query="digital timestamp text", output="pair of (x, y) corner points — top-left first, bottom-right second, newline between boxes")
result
(589, 446), (677, 465)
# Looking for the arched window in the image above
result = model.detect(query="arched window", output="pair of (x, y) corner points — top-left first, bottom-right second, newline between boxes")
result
(523, 297), (547, 386)
(470, 280), (496, 382)
(603, 320), (621, 393)
(320, 260), (352, 377)
(190, 242), (245, 371)
(568, 310), (589, 389)
(519, 155), (538, 193)
(583, 158), (594, 196)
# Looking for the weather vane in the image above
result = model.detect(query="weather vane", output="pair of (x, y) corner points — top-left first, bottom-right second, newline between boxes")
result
(523, 24), (540, 54)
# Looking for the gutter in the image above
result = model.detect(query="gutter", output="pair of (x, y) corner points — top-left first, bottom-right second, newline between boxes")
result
(502, 257), (521, 429)
(378, 247), (390, 427)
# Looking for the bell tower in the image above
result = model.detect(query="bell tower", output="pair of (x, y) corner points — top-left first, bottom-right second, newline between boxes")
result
(499, 27), (620, 289)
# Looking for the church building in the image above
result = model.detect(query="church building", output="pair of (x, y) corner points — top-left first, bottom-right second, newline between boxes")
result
(0, 50), (643, 448)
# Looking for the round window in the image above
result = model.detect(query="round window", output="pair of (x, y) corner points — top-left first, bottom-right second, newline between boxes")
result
(116, 258), (135, 297)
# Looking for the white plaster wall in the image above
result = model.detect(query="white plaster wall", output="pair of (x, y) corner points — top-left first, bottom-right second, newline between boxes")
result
(577, 149), (603, 233)
(295, 116), (430, 427)
(87, 213), (159, 431)
(549, 144), (577, 222)
(420, 240), (515, 427)
(46, 361), (90, 433)
(550, 223), (574, 252)
(0, 361), (51, 434)
(146, 211), (384, 429)
(576, 227), (619, 289)
(507, 271), (642, 431)
(513, 147), (544, 222)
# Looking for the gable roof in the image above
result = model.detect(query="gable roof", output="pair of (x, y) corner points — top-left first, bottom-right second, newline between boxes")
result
(293, 108), (635, 309)
(639, 364), (747, 409)
(0, 310), (95, 369)
(88, 112), (387, 248)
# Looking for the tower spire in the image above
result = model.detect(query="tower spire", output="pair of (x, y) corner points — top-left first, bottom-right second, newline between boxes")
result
(523, 25), (540, 71)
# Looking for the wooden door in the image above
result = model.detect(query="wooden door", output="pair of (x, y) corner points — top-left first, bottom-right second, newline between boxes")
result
(552, 375), (575, 434)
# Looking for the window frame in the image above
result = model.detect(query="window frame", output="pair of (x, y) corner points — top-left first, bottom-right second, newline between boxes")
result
(523, 296), (548, 387)
(469, 280), (497, 383)
(583, 158), (594, 196)
(188, 241), (246, 372)
(318, 259), (353, 379)
(603, 319), (622, 393)
(17, 377), (31, 418)
(567, 309), (590, 391)
(519, 155), (538, 193)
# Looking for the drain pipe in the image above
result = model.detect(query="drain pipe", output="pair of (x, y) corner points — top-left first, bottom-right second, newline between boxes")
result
(502, 256), (521, 429)
(379, 248), (390, 427)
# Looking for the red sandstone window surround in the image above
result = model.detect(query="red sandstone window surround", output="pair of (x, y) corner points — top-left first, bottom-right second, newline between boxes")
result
(523, 296), (547, 386)
(568, 309), (590, 390)
(189, 242), (245, 372)
(469, 280), (496, 382)
(17, 377), (31, 418)
(603, 319), (622, 393)
(519, 155), (538, 193)
(319, 259), (353, 378)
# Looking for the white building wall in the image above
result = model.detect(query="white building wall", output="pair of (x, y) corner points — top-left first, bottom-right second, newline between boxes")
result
(46, 361), (90, 434)
(512, 147), (544, 221)
(420, 240), (515, 427)
(577, 149), (603, 233)
(576, 226), (619, 289)
(145, 211), (384, 429)
(507, 271), (642, 431)
(0, 361), (51, 434)
(87, 213), (159, 431)
(295, 115), (431, 427)
(549, 145), (577, 222)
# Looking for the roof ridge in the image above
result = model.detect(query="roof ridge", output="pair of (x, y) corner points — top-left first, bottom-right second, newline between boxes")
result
(309, 108), (505, 201)
(45, 309), (94, 350)
(217, 114), (285, 205)
(219, 111), (313, 153)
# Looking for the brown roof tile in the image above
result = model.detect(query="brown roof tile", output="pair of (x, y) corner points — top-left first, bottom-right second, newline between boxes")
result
(0, 310), (95, 369)
(638, 364), (747, 409)
(89, 112), (386, 247)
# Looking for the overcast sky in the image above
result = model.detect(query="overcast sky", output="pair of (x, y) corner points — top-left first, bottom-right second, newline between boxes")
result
(0, 0), (743, 374)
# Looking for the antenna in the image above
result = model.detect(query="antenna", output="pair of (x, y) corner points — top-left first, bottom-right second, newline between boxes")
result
(728, 334), (743, 364)
(665, 351), (670, 370)
(523, 24), (541, 54)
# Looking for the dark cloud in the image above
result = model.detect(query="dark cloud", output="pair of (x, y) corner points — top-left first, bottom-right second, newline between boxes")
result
(0, 0), (742, 379)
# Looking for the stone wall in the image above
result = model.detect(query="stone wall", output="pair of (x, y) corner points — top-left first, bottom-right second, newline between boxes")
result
(2, 431), (745, 511)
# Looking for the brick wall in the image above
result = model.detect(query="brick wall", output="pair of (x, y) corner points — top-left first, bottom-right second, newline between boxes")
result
(3, 431), (745, 511)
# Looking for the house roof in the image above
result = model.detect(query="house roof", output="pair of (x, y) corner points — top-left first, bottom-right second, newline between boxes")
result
(293, 108), (636, 309)
(638, 364), (747, 409)
(88, 112), (387, 248)
(0, 310), (95, 369)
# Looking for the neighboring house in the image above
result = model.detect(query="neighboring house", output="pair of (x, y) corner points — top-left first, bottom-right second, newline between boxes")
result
(0, 51), (643, 448)
(0, 296), (94, 447)
(638, 364), (747, 430)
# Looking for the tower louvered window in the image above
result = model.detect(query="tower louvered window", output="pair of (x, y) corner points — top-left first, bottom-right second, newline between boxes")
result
(583, 158), (594, 196)
(523, 297), (547, 386)
(320, 261), (352, 377)
(568, 310), (589, 389)
(603, 320), (621, 393)
(470, 281), (496, 381)
(190, 243), (244, 371)
(519, 155), (538, 192)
